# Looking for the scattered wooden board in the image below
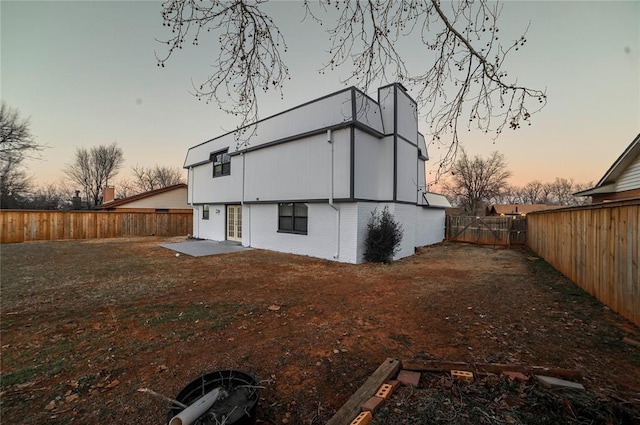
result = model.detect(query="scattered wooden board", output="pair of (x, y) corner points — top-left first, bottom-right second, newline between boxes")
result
(326, 358), (400, 425)
(401, 360), (581, 380)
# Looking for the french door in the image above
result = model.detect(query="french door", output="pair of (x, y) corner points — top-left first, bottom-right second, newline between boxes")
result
(226, 205), (242, 242)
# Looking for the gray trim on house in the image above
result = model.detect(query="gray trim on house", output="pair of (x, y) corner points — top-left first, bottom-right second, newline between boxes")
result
(393, 84), (398, 202)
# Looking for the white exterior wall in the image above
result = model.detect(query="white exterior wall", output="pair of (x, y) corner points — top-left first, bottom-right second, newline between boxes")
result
(243, 129), (350, 202)
(185, 90), (353, 166)
(378, 86), (395, 133)
(354, 91), (384, 133)
(353, 202), (418, 263)
(192, 204), (227, 240)
(247, 202), (360, 263)
(615, 155), (640, 192)
(417, 160), (427, 206)
(354, 130), (394, 200)
(396, 89), (418, 144)
(388, 203), (418, 260)
(190, 158), (243, 204)
(396, 140), (419, 203)
(415, 207), (446, 247)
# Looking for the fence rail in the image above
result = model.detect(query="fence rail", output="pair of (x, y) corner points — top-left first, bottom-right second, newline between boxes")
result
(0, 210), (193, 243)
(446, 215), (527, 246)
(527, 199), (640, 327)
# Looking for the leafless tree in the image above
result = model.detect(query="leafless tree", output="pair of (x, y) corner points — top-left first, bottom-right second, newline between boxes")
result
(545, 177), (575, 206)
(23, 183), (73, 210)
(520, 179), (545, 204)
(491, 184), (525, 205)
(131, 165), (185, 193)
(571, 181), (593, 206)
(505, 178), (594, 207)
(441, 148), (511, 215)
(0, 102), (45, 209)
(157, 0), (546, 161)
(115, 178), (137, 199)
(63, 142), (124, 208)
(0, 162), (32, 209)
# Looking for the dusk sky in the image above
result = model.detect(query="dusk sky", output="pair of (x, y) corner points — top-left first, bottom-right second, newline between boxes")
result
(2, 0), (639, 190)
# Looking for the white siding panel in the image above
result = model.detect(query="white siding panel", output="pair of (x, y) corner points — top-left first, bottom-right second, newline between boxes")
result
(185, 90), (353, 167)
(418, 133), (428, 159)
(396, 89), (418, 144)
(378, 86), (395, 134)
(396, 141), (419, 203)
(193, 204), (226, 240)
(354, 130), (393, 200)
(615, 155), (640, 192)
(190, 158), (243, 204)
(354, 91), (384, 133)
(244, 130), (350, 202)
(378, 136), (395, 199)
(418, 160), (426, 205)
(248, 203), (359, 263)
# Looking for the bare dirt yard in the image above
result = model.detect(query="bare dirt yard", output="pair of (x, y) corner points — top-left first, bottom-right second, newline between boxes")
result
(1, 237), (639, 424)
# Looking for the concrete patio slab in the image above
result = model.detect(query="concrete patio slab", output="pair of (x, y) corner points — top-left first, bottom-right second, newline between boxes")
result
(159, 240), (252, 257)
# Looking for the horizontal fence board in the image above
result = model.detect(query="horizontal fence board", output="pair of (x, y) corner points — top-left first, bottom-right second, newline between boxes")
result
(0, 210), (193, 243)
(527, 199), (640, 327)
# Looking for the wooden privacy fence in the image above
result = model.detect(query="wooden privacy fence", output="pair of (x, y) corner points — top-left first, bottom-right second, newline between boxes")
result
(0, 210), (193, 243)
(446, 215), (527, 246)
(527, 199), (639, 327)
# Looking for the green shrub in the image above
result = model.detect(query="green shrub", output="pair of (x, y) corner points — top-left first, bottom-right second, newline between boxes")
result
(364, 206), (403, 263)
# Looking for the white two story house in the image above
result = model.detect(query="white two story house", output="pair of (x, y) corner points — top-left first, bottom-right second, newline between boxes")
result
(184, 83), (450, 263)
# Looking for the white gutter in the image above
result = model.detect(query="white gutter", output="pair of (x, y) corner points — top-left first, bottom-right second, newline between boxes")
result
(327, 129), (340, 259)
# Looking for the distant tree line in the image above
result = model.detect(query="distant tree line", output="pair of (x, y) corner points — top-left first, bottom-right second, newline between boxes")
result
(0, 103), (185, 210)
(439, 149), (592, 215)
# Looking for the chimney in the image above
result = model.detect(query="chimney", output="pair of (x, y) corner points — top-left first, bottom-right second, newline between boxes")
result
(72, 190), (82, 210)
(103, 186), (115, 203)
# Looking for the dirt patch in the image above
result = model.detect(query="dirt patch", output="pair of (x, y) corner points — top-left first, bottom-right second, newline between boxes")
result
(1, 238), (639, 424)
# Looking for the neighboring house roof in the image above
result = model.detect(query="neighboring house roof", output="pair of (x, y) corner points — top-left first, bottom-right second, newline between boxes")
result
(574, 133), (640, 197)
(422, 192), (452, 208)
(95, 184), (189, 209)
(488, 204), (556, 216)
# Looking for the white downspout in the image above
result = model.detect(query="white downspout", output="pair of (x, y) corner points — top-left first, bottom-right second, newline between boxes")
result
(241, 152), (250, 247)
(327, 129), (340, 259)
(189, 167), (199, 238)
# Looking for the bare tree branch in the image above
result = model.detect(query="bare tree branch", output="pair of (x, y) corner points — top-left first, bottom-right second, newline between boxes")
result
(157, 0), (289, 147)
(159, 0), (546, 167)
(131, 165), (185, 193)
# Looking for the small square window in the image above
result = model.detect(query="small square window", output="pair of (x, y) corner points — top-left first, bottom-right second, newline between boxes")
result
(211, 149), (231, 177)
(202, 204), (210, 220)
(278, 203), (307, 234)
